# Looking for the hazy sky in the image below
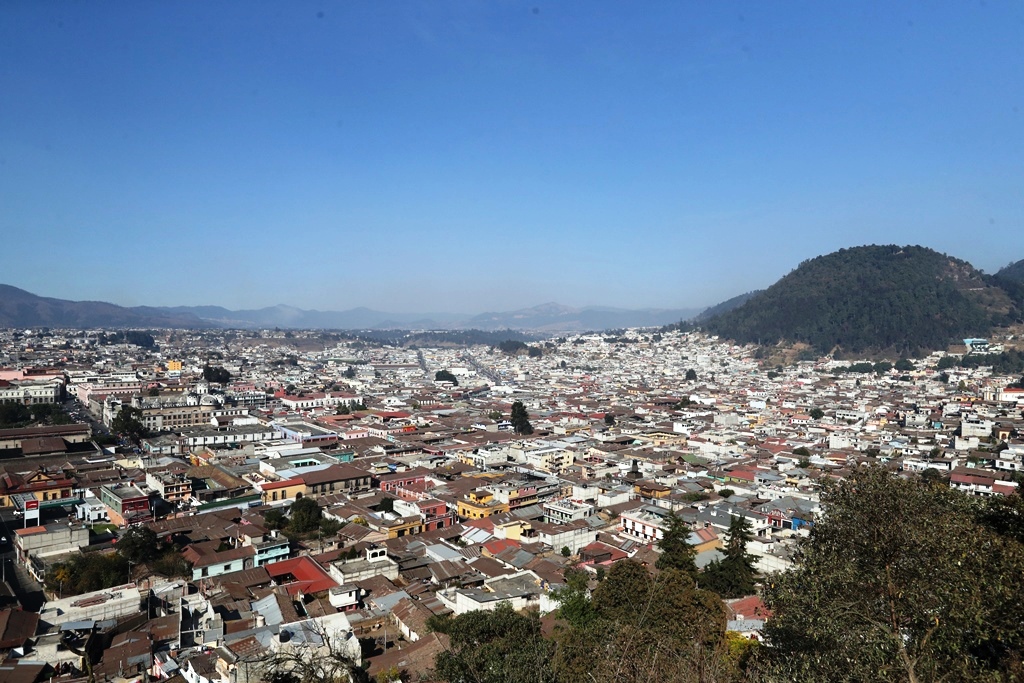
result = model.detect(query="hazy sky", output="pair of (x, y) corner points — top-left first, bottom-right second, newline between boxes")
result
(1, 2), (1022, 313)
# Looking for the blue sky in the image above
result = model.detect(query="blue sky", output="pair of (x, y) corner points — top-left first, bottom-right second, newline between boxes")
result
(1, 1), (1021, 313)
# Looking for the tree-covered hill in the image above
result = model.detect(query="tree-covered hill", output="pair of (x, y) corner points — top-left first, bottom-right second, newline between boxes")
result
(996, 258), (1024, 282)
(702, 245), (1020, 355)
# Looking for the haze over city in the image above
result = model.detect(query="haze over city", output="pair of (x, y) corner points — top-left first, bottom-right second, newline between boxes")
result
(1, 1), (1022, 313)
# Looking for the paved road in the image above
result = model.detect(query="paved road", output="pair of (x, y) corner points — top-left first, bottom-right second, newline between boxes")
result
(63, 396), (110, 436)
(0, 510), (44, 611)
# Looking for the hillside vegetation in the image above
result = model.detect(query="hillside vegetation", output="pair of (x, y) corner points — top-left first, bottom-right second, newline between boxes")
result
(996, 259), (1024, 282)
(703, 245), (1020, 355)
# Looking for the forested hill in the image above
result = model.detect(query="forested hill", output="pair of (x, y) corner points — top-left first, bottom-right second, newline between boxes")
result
(996, 259), (1024, 282)
(702, 245), (1021, 355)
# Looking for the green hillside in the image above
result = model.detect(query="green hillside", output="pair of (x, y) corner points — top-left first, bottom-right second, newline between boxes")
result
(703, 245), (1019, 355)
(996, 259), (1024, 282)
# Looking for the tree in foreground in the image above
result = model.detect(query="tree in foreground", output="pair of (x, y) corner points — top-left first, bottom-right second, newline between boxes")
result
(428, 603), (557, 683)
(554, 560), (732, 683)
(762, 467), (1024, 681)
(429, 559), (742, 683)
(259, 617), (367, 683)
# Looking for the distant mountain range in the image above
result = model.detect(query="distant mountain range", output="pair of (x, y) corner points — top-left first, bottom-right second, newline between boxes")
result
(0, 285), (700, 332)
(7, 245), (1022, 350)
(0, 284), (213, 329)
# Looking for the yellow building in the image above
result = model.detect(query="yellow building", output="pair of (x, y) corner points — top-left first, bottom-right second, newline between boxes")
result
(381, 517), (422, 539)
(166, 360), (183, 372)
(261, 478), (306, 503)
(0, 468), (76, 508)
(491, 518), (531, 541)
(457, 489), (509, 520)
(639, 431), (688, 447)
(634, 481), (671, 500)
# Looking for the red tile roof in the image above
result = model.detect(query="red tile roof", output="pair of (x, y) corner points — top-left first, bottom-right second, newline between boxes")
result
(264, 556), (338, 596)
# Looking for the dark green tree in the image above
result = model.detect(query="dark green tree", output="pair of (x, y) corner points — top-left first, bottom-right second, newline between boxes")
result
(604, 412), (615, 425)
(498, 340), (529, 355)
(434, 369), (459, 385)
(116, 526), (160, 564)
(45, 552), (130, 596)
(0, 403), (33, 428)
(701, 515), (757, 598)
(809, 408), (824, 420)
(552, 567), (595, 629)
(510, 401), (533, 436)
(111, 406), (148, 443)
(555, 561), (731, 683)
(288, 497), (323, 533)
(202, 365), (232, 383)
(655, 513), (697, 577)
(263, 508), (286, 530)
(685, 369), (698, 381)
(429, 603), (557, 683)
(919, 467), (945, 487)
(763, 467), (1024, 681)
(977, 492), (1024, 545)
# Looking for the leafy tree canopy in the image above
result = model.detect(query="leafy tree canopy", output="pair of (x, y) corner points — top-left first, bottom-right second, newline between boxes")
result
(117, 526), (160, 564)
(203, 365), (232, 383)
(429, 603), (557, 683)
(111, 406), (148, 443)
(288, 497), (323, 534)
(434, 369), (459, 385)
(762, 467), (1024, 681)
